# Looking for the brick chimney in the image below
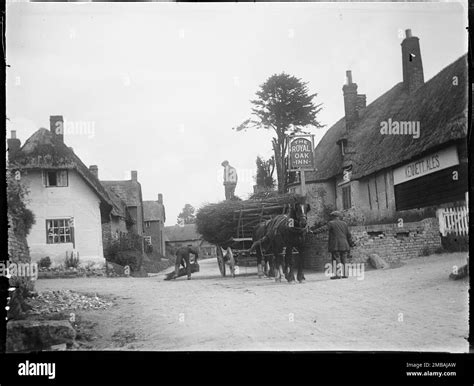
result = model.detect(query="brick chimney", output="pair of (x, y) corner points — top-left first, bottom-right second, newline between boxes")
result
(131, 170), (138, 182)
(158, 193), (163, 204)
(89, 165), (98, 179)
(401, 29), (424, 94)
(342, 71), (366, 130)
(7, 130), (21, 161)
(50, 115), (64, 142)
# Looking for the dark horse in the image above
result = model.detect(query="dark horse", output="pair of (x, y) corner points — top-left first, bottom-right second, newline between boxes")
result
(250, 200), (310, 283)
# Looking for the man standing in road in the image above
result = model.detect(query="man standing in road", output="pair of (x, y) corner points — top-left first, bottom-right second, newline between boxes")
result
(327, 211), (353, 279)
(221, 160), (238, 200)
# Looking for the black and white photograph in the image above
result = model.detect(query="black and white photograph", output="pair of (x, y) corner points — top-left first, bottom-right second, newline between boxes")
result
(3, 0), (470, 371)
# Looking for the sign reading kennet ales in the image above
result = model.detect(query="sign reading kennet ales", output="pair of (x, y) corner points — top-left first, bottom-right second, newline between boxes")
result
(289, 137), (314, 170)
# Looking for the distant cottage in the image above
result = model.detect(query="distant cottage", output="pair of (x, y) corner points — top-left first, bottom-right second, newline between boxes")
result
(164, 224), (216, 259)
(289, 30), (468, 226)
(143, 195), (166, 255)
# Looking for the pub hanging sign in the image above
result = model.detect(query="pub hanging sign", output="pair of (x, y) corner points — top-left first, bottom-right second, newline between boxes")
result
(289, 136), (315, 171)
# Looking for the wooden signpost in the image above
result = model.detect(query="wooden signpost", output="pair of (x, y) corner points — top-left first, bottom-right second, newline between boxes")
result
(288, 134), (315, 196)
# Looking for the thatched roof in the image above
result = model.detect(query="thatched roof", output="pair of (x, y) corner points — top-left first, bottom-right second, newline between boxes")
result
(165, 224), (200, 242)
(103, 184), (131, 221)
(307, 54), (467, 182)
(101, 179), (142, 207)
(10, 128), (112, 213)
(143, 201), (166, 222)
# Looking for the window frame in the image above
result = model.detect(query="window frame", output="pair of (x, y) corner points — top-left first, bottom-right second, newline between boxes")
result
(342, 185), (352, 210)
(46, 218), (73, 244)
(43, 169), (69, 188)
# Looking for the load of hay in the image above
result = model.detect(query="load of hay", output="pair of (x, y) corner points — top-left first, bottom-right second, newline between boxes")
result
(195, 192), (304, 246)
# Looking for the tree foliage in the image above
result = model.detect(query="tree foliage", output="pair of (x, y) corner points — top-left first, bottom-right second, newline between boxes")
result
(177, 203), (196, 225)
(7, 169), (35, 237)
(255, 156), (275, 189)
(234, 73), (324, 193)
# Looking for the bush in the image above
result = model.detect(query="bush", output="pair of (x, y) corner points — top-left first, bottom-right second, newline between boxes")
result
(65, 252), (80, 269)
(110, 250), (142, 272)
(38, 256), (52, 269)
(7, 169), (36, 237)
(441, 234), (469, 252)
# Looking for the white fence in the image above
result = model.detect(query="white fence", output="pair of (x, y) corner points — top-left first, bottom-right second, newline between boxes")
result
(437, 206), (469, 236)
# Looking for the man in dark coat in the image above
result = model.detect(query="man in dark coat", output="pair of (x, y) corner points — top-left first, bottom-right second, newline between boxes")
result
(327, 211), (352, 279)
(174, 245), (199, 280)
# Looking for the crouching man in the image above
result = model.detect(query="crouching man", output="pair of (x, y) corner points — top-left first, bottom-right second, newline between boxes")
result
(175, 245), (199, 280)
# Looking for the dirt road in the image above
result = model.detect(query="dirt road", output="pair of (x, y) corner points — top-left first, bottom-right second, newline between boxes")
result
(35, 252), (469, 351)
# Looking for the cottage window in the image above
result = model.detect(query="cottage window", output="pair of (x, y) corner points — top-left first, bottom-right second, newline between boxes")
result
(342, 185), (351, 210)
(46, 219), (73, 244)
(145, 221), (151, 228)
(43, 170), (68, 187)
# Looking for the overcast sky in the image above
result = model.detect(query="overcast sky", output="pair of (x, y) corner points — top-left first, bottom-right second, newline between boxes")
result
(6, 2), (467, 225)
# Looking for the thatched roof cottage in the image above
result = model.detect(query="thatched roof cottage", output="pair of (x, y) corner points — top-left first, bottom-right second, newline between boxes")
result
(7, 116), (114, 266)
(288, 29), (468, 226)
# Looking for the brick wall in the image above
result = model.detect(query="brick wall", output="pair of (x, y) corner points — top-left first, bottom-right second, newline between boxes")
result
(302, 217), (441, 271)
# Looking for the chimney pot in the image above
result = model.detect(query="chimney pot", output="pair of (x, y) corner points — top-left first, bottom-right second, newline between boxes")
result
(158, 193), (163, 204)
(131, 170), (138, 181)
(346, 70), (353, 85)
(401, 29), (424, 93)
(342, 70), (359, 128)
(11, 130), (17, 139)
(89, 165), (99, 179)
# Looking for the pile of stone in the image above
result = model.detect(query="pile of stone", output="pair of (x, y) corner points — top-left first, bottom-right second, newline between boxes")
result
(26, 290), (114, 314)
(38, 266), (106, 278)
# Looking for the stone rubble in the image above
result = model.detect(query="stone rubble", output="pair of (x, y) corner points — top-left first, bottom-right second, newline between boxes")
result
(26, 289), (114, 314)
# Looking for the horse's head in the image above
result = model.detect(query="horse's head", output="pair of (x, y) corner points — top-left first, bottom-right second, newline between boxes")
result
(291, 201), (311, 228)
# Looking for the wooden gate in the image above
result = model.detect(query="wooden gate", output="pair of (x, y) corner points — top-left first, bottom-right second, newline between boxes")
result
(437, 206), (469, 236)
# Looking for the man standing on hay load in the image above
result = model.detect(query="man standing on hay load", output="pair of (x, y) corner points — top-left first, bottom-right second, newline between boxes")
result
(328, 211), (353, 280)
(221, 160), (238, 200)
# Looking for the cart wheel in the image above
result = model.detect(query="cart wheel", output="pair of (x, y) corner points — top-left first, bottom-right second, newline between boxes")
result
(216, 246), (226, 277)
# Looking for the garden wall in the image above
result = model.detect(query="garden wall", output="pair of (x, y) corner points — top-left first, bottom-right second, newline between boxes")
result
(303, 217), (441, 271)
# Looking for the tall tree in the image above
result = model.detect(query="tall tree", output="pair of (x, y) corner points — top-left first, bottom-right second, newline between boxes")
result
(234, 73), (324, 193)
(177, 204), (196, 225)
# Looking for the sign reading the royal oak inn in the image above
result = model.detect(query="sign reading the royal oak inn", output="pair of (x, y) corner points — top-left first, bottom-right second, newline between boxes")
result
(393, 145), (459, 185)
(289, 137), (314, 170)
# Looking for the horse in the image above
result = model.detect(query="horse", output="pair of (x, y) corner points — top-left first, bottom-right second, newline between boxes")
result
(250, 200), (310, 283)
(253, 221), (274, 278)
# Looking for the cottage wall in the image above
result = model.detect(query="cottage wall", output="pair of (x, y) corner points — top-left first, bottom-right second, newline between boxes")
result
(357, 170), (397, 222)
(303, 218), (441, 271)
(290, 180), (336, 227)
(23, 169), (104, 266)
(144, 220), (165, 255)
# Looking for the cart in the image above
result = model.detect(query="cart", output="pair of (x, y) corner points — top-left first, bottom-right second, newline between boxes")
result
(215, 202), (293, 277)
